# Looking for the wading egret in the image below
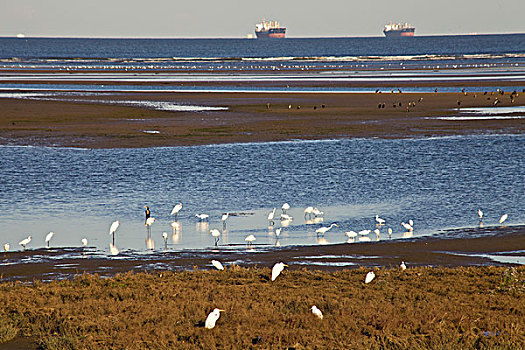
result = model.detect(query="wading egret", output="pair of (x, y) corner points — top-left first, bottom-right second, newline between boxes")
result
(400, 261), (407, 270)
(316, 223), (338, 236)
(195, 214), (209, 221)
(268, 208), (276, 225)
(282, 203), (290, 214)
(205, 308), (224, 329)
(162, 232), (168, 247)
(210, 229), (221, 246)
(4, 243), (9, 252)
(375, 215), (386, 225)
(365, 271), (376, 284)
(271, 262), (287, 281)
(499, 214), (508, 224)
(478, 209), (483, 221)
(388, 227), (393, 236)
(401, 222), (413, 231)
(221, 213), (229, 228)
(245, 234), (256, 246)
(211, 260), (224, 270)
(19, 236), (31, 250)
(358, 229), (371, 236)
(109, 220), (120, 245)
(304, 206), (314, 218)
(145, 217), (156, 226)
(45, 232), (55, 248)
(345, 231), (358, 238)
(374, 229), (380, 236)
(171, 203), (182, 220)
(311, 305), (324, 319)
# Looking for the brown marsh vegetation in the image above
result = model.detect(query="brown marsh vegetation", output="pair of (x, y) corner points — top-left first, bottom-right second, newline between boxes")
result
(0, 265), (523, 349)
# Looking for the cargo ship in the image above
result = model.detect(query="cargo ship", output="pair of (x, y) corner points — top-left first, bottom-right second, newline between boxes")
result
(383, 22), (415, 37)
(255, 19), (286, 39)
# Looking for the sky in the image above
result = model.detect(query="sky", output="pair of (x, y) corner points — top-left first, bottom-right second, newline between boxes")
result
(1, 0), (524, 38)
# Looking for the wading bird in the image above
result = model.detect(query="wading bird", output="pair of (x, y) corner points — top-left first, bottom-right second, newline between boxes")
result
(195, 214), (209, 221)
(210, 229), (221, 246)
(45, 232), (55, 248)
(315, 223), (338, 236)
(282, 203), (290, 214)
(400, 261), (407, 270)
(211, 260), (224, 270)
(162, 232), (168, 248)
(311, 305), (324, 319)
(19, 236), (31, 250)
(358, 229), (371, 236)
(304, 206), (314, 218)
(170, 203), (182, 220)
(81, 238), (88, 247)
(109, 220), (120, 245)
(499, 213), (508, 224)
(375, 215), (385, 225)
(275, 228), (282, 237)
(221, 213), (229, 228)
(145, 217), (156, 227)
(280, 213), (293, 222)
(4, 243), (9, 252)
(401, 222), (413, 231)
(268, 208), (276, 225)
(245, 234), (256, 247)
(345, 231), (358, 238)
(478, 209), (483, 221)
(205, 308), (225, 329)
(271, 262), (287, 281)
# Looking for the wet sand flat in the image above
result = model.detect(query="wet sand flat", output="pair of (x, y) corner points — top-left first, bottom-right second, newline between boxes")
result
(0, 90), (523, 148)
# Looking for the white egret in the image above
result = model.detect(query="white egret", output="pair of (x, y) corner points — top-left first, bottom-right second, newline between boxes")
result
(221, 213), (229, 228)
(316, 223), (338, 236)
(81, 238), (88, 247)
(374, 229), (380, 236)
(109, 220), (120, 245)
(171, 203), (183, 220)
(205, 308), (224, 329)
(282, 203), (290, 214)
(268, 208), (276, 225)
(345, 231), (358, 238)
(19, 236), (31, 250)
(365, 271), (376, 284)
(375, 215), (386, 225)
(499, 214), (508, 224)
(271, 262), (287, 281)
(311, 305), (324, 319)
(401, 222), (413, 231)
(145, 217), (156, 226)
(275, 228), (282, 237)
(388, 227), (393, 236)
(210, 229), (221, 246)
(109, 243), (119, 256)
(400, 261), (407, 270)
(477, 209), (483, 221)
(245, 234), (256, 246)
(312, 207), (324, 217)
(358, 229), (371, 236)
(195, 214), (209, 221)
(211, 260), (224, 270)
(408, 219), (414, 227)
(45, 232), (55, 248)
(4, 243), (9, 252)
(304, 206), (314, 218)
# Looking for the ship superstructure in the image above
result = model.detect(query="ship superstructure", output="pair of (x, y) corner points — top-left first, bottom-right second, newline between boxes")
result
(255, 19), (286, 39)
(383, 22), (415, 37)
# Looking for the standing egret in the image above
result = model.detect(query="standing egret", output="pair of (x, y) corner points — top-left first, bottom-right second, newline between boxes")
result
(358, 229), (371, 236)
(282, 203), (290, 214)
(171, 203), (182, 220)
(210, 229), (221, 246)
(311, 305), (324, 319)
(205, 308), (225, 329)
(4, 243), (9, 252)
(499, 214), (508, 224)
(345, 231), (358, 238)
(271, 262), (287, 281)
(162, 232), (168, 248)
(245, 234), (256, 247)
(400, 261), (407, 270)
(211, 260), (224, 270)
(374, 229), (380, 236)
(365, 271), (376, 284)
(477, 209), (483, 221)
(375, 215), (386, 225)
(109, 220), (120, 245)
(45, 232), (55, 248)
(195, 214), (209, 221)
(315, 223), (338, 236)
(401, 222), (413, 231)
(268, 208), (276, 225)
(221, 213), (229, 228)
(304, 206), (314, 218)
(19, 236), (31, 250)
(109, 243), (119, 256)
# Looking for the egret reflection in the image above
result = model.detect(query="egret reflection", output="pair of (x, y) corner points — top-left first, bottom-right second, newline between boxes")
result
(402, 231), (413, 239)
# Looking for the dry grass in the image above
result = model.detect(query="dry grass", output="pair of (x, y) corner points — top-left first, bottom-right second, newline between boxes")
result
(0, 266), (523, 349)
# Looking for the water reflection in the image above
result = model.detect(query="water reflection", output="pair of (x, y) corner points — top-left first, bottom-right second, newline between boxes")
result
(402, 231), (414, 239)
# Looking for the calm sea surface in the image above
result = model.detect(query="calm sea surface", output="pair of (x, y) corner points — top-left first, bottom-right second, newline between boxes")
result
(1, 135), (523, 253)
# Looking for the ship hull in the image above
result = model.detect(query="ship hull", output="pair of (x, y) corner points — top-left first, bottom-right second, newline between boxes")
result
(256, 28), (286, 39)
(383, 28), (415, 37)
